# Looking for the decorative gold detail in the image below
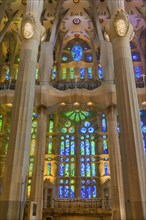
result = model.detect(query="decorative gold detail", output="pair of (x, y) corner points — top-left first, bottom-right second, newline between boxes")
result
(21, 12), (35, 39)
(114, 9), (129, 37)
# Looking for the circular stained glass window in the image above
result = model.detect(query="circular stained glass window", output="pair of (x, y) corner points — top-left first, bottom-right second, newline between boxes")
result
(84, 121), (91, 127)
(61, 128), (67, 133)
(80, 127), (87, 134)
(88, 127), (95, 133)
(65, 121), (71, 127)
(68, 127), (75, 133)
(71, 44), (83, 62)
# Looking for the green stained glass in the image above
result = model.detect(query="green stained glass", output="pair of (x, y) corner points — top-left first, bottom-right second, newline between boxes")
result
(31, 133), (36, 139)
(49, 120), (54, 133)
(70, 163), (75, 176)
(32, 120), (37, 128)
(61, 127), (67, 133)
(61, 68), (67, 80)
(65, 163), (69, 176)
(91, 141), (95, 155)
(65, 121), (71, 127)
(70, 68), (74, 80)
(86, 163), (91, 177)
(71, 158), (74, 162)
(0, 115), (3, 131)
(81, 141), (85, 155)
(64, 110), (91, 122)
(48, 141), (53, 154)
(92, 163), (96, 176)
(36, 68), (39, 79)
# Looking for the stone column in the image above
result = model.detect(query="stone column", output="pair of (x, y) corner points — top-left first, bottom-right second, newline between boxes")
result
(0, 1), (44, 220)
(30, 106), (47, 220)
(108, 1), (146, 219)
(107, 106), (126, 220)
(100, 40), (114, 83)
(39, 41), (54, 85)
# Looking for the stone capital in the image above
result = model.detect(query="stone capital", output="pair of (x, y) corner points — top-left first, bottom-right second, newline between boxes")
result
(109, 9), (134, 41)
(21, 12), (45, 42)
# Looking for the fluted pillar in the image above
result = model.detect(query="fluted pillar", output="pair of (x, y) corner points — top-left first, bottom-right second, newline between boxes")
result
(107, 106), (126, 220)
(100, 40), (114, 83)
(30, 106), (47, 220)
(39, 42), (54, 85)
(0, 1), (44, 220)
(108, 1), (146, 219)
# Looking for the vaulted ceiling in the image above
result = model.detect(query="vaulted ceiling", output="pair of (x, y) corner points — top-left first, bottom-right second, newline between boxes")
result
(0, 0), (145, 68)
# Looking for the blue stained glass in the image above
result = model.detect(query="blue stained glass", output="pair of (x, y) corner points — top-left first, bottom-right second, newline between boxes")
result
(134, 66), (141, 79)
(51, 68), (56, 80)
(66, 140), (70, 155)
(87, 54), (92, 61)
(104, 162), (109, 175)
(132, 52), (141, 62)
(84, 121), (91, 127)
(142, 126), (146, 133)
(81, 186), (86, 198)
(60, 141), (65, 155)
(87, 186), (91, 198)
(86, 163), (91, 177)
(60, 164), (64, 176)
(102, 118), (107, 132)
(71, 44), (83, 62)
(81, 163), (85, 176)
(6, 69), (10, 80)
(70, 185), (75, 198)
(65, 163), (69, 176)
(85, 140), (90, 155)
(59, 186), (64, 198)
(80, 127), (87, 134)
(98, 65), (103, 79)
(71, 141), (75, 155)
(88, 127), (94, 134)
(92, 185), (96, 198)
(81, 141), (85, 155)
(64, 186), (69, 198)
(80, 68), (85, 79)
(47, 163), (51, 175)
(103, 140), (108, 154)
(88, 67), (92, 79)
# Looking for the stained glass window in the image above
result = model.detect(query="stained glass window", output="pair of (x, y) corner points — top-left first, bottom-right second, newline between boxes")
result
(98, 65), (103, 79)
(51, 67), (57, 80)
(104, 162), (109, 176)
(70, 68), (74, 80)
(134, 66), (141, 79)
(87, 67), (92, 79)
(80, 68), (85, 79)
(36, 68), (39, 80)
(48, 115), (54, 133)
(140, 110), (146, 155)
(0, 114), (2, 132)
(71, 44), (83, 62)
(61, 68), (67, 80)
(58, 111), (97, 199)
(47, 162), (51, 175)
(102, 114), (107, 132)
